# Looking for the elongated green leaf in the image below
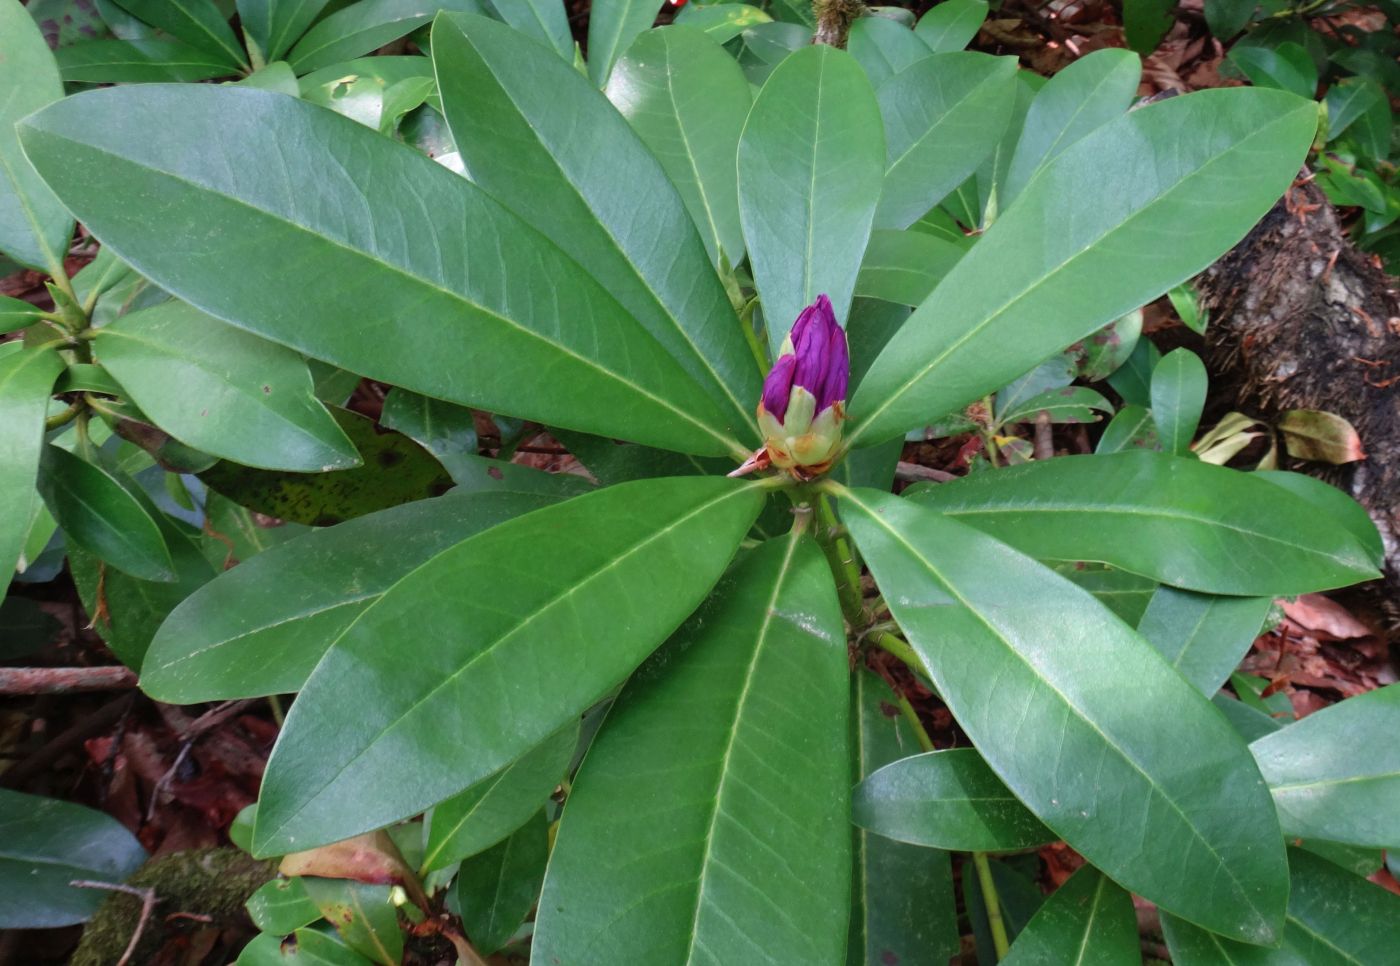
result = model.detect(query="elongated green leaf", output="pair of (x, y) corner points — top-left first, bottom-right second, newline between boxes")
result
(848, 88), (1317, 447)
(37, 445), (174, 582)
(0, 295), (40, 334)
(1251, 684), (1400, 848)
(1162, 848), (1400, 963)
(999, 386), (1112, 426)
(433, 14), (757, 447)
(1001, 865), (1139, 965)
(875, 52), (1017, 230)
(422, 722), (576, 872)
(854, 748), (1055, 851)
(607, 26), (752, 269)
(586, 0), (662, 86)
(0, 345), (63, 584)
(674, 3), (771, 43)
(914, 0), (987, 52)
(142, 490), (557, 702)
(288, 0), (475, 73)
(253, 476), (766, 854)
(848, 668), (959, 966)
(0, 0), (73, 272)
(246, 877), (322, 934)
(1096, 404), (1158, 454)
(533, 532), (849, 962)
(1151, 347), (1208, 456)
(1254, 470), (1384, 566)
(455, 810), (547, 954)
(97, 302), (358, 473)
(1123, 0), (1173, 56)
(302, 879), (401, 966)
(1003, 48), (1140, 208)
(1051, 562), (1157, 625)
(907, 452), (1378, 595)
(493, 0), (572, 58)
(113, 0), (247, 66)
(840, 487), (1289, 944)
(21, 86), (742, 458)
(54, 38), (235, 82)
(856, 229), (966, 308)
(0, 788), (148, 929)
(1137, 586), (1271, 696)
(238, 0), (333, 61)
(848, 15), (932, 88)
(1205, 0), (1255, 39)
(738, 44), (884, 349)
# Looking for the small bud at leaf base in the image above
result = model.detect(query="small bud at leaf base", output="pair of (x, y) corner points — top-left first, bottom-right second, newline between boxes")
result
(756, 294), (847, 472)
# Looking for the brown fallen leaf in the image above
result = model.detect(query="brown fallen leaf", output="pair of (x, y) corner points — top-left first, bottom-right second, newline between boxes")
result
(1282, 594), (1374, 640)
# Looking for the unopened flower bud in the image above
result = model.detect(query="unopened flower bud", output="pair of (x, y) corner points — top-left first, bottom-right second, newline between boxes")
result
(756, 294), (848, 474)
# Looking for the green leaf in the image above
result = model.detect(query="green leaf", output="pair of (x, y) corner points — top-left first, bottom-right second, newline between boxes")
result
(253, 476), (766, 855)
(607, 26), (751, 269)
(1205, 0), (1255, 38)
(674, 3), (771, 43)
(1050, 562), (1157, 626)
(998, 386), (1113, 426)
(1325, 78), (1390, 161)
(1064, 310), (1142, 382)
(297, 56), (435, 130)
(301, 879), (401, 966)
(848, 667), (959, 966)
(1003, 48), (1140, 209)
(491, 0), (572, 58)
(1254, 470), (1384, 567)
(853, 748), (1056, 851)
(874, 53), (1017, 230)
(906, 452), (1379, 595)
(1137, 586), (1272, 696)
(1123, 0), (1173, 56)
(455, 809), (548, 954)
(848, 15), (932, 88)
(1251, 684), (1400, 849)
(54, 37), (236, 82)
(142, 490), (558, 702)
(839, 487), (1289, 944)
(37, 445), (174, 582)
(963, 857), (1044, 960)
(0, 0), (73, 272)
(287, 0), (475, 73)
(533, 531), (849, 962)
(1215, 692), (1283, 744)
(422, 722), (576, 872)
(1096, 404), (1158, 455)
(1151, 347), (1208, 456)
(0, 295), (40, 334)
(913, 0), (987, 52)
(285, 928), (375, 966)
(855, 229), (966, 307)
(0, 345), (63, 584)
(1001, 865), (1139, 965)
(0, 788), (148, 928)
(246, 876), (322, 935)
(1162, 848), (1400, 963)
(112, 0), (248, 66)
(1229, 42), (1318, 100)
(738, 44), (885, 348)
(21, 87), (745, 458)
(238, 0), (333, 61)
(848, 88), (1317, 448)
(432, 14), (758, 448)
(586, 0), (661, 86)
(97, 301), (358, 473)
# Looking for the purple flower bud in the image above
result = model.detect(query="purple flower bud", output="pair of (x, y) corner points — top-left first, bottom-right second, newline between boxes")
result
(754, 294), (848, 473)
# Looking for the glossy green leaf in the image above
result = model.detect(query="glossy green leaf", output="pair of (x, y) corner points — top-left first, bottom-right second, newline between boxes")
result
(297, 56), (435, 130)
(433, 14), (757, 448)
(491, 0), (572, 57)
(674, 3), (771, 43)
(1215, 692), (1283, 744)
(1251, 684), (1400, 848)
(142, 490), (558, 702)
(301, 879), (401, 966)
(840, 487), (1289, 944)
(0, 788), (148, 928)
(586, 0), (661, 86)
(1137, 586), (1271, 696)
(1123, 0), (1172, 56)
(97, 302), (358, 473)
(1205, 0), (1255, 38)
(253, 476), (766, 854)
(738, 45), (884, 348)
(287, 928), (375, 966)
(238, 0), (333, 61)
(22, 86), (744, 458)
(112, 0), (247, 66)
(848, 15), (932, 88)
(855, 229), (965, 309)
(1001, 865), (1139, 965)
(1095, 404), (1158, 454)
(874, 52), (1017, 230)
(1151, 348), (1208, 456)
(422, 721), (576, 872)
(0, 345), (63, 584)
(0, 0), (73, 272)
(848, 88), (1317, 448)
(999, 386), (1112, 426)
(1326, 78), (1390, 161)
(1003, 48), (1140, 208)
(1254, 470), (1384, 566)
(203, 492), (309, 563)
(607, 26), (751, 269)
(907, 452), (1379, 595)
(246, 876), (322, 935)
(54, 37), (235, 82)
(854, 748), (1055, 852)
(288, 0), (473, 73)
(455, 809), (547, 954)
(914, 0), (987, 52)
(1230, 42), (1318, 100)
(0, 296), (40, 334)
(1162, 848), (1400, 963)
(1050, 563), (1157, 626)
(1064, 309), (1142, 382)
(533, 532), (849, 962)
(37, 445), (174, 582)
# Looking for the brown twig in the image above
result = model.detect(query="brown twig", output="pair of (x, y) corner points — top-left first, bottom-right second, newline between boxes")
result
(0, 666), (138, 695)
(1034, 411), (1055, 461)
(893, 461), (957, 484)
(70, 881), (157, 966)
(1, 694), (134, 788)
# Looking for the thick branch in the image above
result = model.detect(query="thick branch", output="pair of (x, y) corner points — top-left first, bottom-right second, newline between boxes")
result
(813, 0), (864, 47)
(0, 666), (138, 695)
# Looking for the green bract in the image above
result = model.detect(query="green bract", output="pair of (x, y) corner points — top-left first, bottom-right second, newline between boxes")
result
(1, 1), (1394, 961)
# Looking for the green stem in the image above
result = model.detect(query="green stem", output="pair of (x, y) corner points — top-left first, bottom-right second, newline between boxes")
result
(266, 694), (285, 728)
(894, 692), (935, 753)
(871, 630), (929, 679)
(973, 851), (1012, 960)
(739, 297), (770, 375)
(814, 493), (865, 627)
(44, 401), (83, 431)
